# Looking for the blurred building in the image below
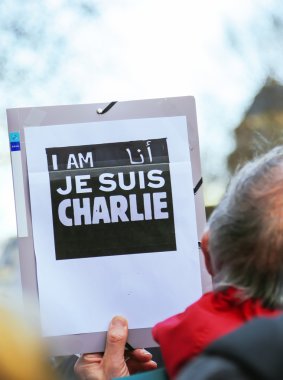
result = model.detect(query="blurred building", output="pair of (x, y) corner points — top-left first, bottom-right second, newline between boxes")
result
(228, 78), (283, 173)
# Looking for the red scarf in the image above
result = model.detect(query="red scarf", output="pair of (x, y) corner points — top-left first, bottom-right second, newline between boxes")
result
(152, 288), (281, 378)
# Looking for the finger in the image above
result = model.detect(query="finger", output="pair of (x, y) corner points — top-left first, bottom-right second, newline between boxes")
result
(127, 359), (158, 374)
(127, 349), (153, 362)
(80, 353), (103, 363)
(104, 316), (128, 365)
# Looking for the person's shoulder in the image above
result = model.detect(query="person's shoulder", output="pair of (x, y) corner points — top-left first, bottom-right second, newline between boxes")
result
(177, 355), (251, 380)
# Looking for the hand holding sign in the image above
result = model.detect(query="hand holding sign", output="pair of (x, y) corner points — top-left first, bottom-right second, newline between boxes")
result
(74, 316), (157, 380)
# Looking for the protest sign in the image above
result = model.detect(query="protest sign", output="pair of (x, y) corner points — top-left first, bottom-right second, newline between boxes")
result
(46, 138), (176, 260)
(7, 97), (209, 354)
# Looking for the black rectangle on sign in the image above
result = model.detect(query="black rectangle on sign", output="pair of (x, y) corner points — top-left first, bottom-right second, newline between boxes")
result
(46, 138), (176, 260)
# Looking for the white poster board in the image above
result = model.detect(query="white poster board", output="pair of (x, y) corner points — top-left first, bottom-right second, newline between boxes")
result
(7, 97), (210, 355)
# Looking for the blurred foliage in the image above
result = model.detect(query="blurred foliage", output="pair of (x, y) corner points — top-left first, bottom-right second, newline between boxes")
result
(223, 1), (283, 74)
(0, 1), (99, 106)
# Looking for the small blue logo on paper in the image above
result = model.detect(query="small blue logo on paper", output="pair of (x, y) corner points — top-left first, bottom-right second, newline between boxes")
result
(9, 132), (20, 143)
(9, 132), (21, 151)
(10, 142), (21, 151)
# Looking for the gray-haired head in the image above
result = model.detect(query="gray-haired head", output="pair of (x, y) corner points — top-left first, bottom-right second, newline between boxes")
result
(208, 146), (283, 308)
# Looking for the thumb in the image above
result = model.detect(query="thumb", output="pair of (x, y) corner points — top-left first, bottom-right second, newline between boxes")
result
(104, 316), (128, 365)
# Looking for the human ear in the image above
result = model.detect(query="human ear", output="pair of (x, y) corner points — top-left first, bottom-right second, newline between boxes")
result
(201, 230), (214, 276)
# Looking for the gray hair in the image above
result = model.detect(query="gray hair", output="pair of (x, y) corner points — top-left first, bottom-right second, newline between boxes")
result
(208, 146), (283, 308)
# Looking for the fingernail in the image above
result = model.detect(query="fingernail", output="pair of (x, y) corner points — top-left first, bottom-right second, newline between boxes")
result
(141, 349), (151, 356)
(84, 354), (97, 359)
(110, 316), (127, 330)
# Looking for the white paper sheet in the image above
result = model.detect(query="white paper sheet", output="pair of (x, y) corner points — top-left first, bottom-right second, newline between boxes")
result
(24, 116), (202, 337)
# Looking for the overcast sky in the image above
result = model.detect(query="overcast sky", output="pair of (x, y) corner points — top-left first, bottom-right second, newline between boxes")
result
(1, 0), (283, 247)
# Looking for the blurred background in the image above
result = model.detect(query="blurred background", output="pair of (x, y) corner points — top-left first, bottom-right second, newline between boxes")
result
(1, 0), (283, 299)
